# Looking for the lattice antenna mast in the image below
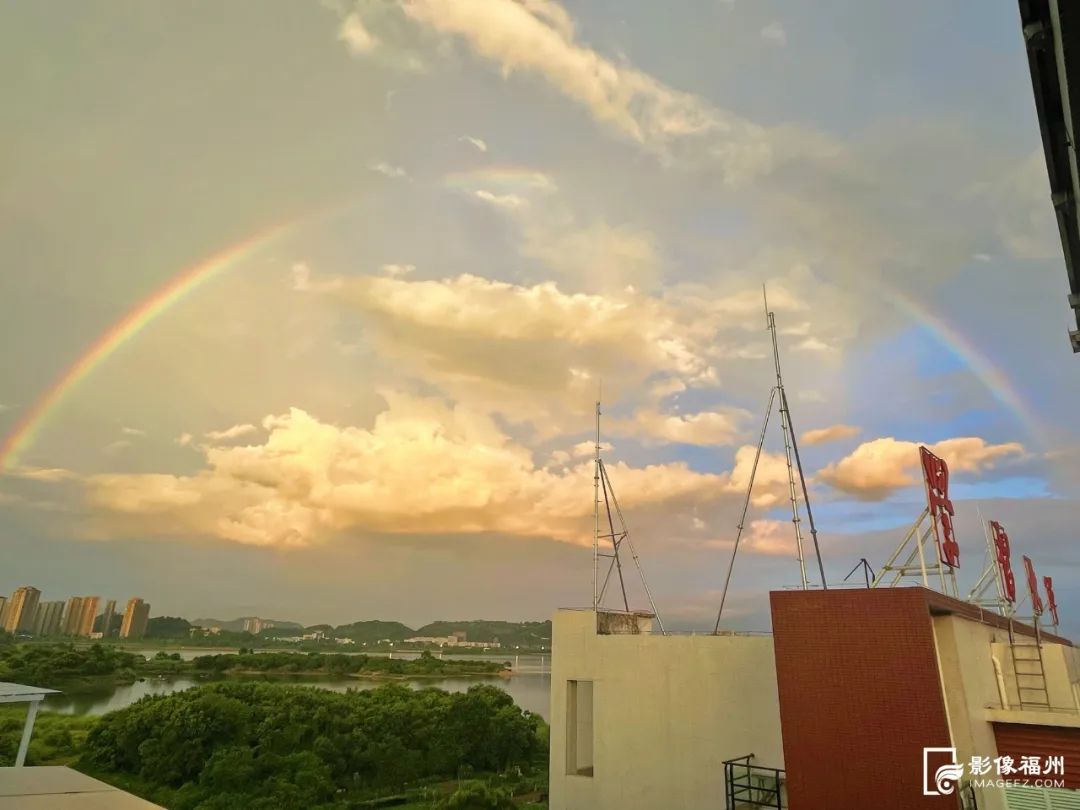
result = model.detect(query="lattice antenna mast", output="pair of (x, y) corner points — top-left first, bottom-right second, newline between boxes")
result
(767, 287), (827, 593)
(593, 400), (666, 634)
(593, 399), (601, 612)
(714, 287), (827, 632)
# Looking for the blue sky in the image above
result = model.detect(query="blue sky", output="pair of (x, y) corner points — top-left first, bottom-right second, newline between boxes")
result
(0, 0), (1077, 632)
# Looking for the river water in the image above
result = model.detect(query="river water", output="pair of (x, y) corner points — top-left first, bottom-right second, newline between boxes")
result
(41, 649), (552, 721)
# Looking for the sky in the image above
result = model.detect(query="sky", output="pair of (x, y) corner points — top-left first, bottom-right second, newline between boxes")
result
(1, 0), (1077, 633)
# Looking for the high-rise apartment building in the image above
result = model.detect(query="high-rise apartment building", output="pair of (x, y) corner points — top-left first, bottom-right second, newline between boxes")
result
(120, 598), (150, 640)
(78, 596), (100, 637)
(32, 601), (64, 637)
(62, 597), (84, 635)
(3, 586), (41, 634)
(99, 599), (117, 637)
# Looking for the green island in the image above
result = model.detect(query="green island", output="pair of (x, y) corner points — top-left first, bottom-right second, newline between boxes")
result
(0, 642), (508, 692)
(1, 681), (548, 809)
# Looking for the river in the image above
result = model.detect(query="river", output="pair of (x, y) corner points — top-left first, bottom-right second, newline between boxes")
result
(41, 649), (552, 721)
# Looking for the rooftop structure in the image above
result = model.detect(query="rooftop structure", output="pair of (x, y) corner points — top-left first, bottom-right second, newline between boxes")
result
(0, 766), (162, 808)
(549, 592), (1080, 810)
(1018, 0), (1080, 351)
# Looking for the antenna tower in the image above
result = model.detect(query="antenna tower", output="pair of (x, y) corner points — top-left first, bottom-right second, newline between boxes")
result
(592, 400), (666, 634)
(714, 287), (827, 632)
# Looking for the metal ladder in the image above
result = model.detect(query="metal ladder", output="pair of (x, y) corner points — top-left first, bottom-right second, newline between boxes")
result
(1010, 629), (1050, 710)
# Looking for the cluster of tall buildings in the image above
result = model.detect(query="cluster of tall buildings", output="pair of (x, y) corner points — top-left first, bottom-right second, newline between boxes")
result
(0, 586), (151, 640)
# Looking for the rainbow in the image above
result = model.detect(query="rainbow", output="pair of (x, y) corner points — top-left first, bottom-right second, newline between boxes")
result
(0, 219), (301, 471)
(886, 286), (1046, 449)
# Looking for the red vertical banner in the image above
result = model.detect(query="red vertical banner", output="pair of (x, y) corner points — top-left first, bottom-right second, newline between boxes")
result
(1044, 576), (1059, 627)
(1023, 556), (1044, 616)
(919, 446), (959, 568)
(989, 521), (1017, 603)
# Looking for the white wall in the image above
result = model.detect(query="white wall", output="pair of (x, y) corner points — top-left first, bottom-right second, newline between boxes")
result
(548, 609), (784, 810)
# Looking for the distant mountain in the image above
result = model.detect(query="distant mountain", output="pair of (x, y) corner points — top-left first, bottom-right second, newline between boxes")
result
(192, 617), (303, 633)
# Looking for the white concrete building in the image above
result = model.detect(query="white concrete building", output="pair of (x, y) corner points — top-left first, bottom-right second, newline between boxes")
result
(548, 608), (784, 810)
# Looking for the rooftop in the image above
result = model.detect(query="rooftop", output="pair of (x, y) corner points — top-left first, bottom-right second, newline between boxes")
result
(0, 766), (163, 809)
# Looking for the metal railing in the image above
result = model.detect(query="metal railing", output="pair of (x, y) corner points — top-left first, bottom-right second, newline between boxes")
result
(723, 754), (785, 809)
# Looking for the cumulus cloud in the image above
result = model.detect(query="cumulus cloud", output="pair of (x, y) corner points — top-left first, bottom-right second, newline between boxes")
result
(176, 433), (194, 447)
(380, 263), (416, 277)
(817, 436), (1025, 500)
(84, 396), (738, 548)
(801, 424), (860, 446)
(742, 519), (797, 556)
(337, 273), (723, 419)
(204, 424), (260, 442)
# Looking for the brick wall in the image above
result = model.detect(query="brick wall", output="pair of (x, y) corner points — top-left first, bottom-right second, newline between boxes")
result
(770, 588), (959, 809)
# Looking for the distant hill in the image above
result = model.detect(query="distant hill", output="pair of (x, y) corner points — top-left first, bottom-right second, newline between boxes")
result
(192, 617), (303, 633)
(186, 617), (551, 648)
(326, 620), (414, 644)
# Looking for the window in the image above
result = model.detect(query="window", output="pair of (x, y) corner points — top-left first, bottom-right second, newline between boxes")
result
(566, 679), (594, 777)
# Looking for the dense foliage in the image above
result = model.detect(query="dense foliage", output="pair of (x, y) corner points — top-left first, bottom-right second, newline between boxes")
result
(146, 616), (193, 639)
(0, 643), (142, 688)
(189, 649), (506, 677)
(0, 706), (96, 766)
(81, 681), (546, 809)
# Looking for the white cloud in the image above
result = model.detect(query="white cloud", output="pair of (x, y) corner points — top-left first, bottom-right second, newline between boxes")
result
(793, 336), (831, 353)
(369, 161), (408, 179)
(801, 424), (860, 446)
(104, 440), (131, 454)
(817, 436), (1025, 500)
(204, 424), (260, 442)
(521, 221), (662, 292)
(338, 273), (720, 413)
(760, 22), (787, 47)
(344, 0), (773, 184)
(742, 519), (797, 557)
(176, 433), (194, 447)
(473, 189), (526, 209)
(339, 11), (379, 54)
(292, 263), (313, 291)
(380, 263), (416, 277)
(4, 466), (77, 483)
(291, 262), (343, 293)
(84, 397), (735, 548)
(121, 427), (146, 437)
(571, 439), (611, 458)
(460, 135), (488, 152)
(612, 407), (751, 446)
